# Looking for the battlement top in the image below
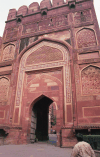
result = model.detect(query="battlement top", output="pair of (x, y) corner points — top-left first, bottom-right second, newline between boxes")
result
(7, 0), (92, 21)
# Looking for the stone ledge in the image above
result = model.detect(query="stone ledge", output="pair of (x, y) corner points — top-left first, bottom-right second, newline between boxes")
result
(0, 66), (12, 75)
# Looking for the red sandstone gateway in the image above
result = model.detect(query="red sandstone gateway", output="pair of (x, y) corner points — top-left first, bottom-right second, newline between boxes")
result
(0, 0), (100, 147)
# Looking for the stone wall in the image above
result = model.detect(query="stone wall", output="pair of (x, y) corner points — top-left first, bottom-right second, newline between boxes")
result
(0, 0), (99, 147)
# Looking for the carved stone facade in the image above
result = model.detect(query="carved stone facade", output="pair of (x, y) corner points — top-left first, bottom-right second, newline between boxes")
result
(77, 28), (97, 48)
(81, 65), (100, 95)
(74, 9), (92, 25)
(0, 0), (100, 147)
(0, 77), (9, 105)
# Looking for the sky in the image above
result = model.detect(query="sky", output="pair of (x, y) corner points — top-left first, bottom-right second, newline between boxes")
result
(0, 0), (100, 37)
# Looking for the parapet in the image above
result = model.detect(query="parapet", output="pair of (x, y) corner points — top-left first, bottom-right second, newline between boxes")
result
(40, 0), (52, 9)
(52, 0), (65, 7)
(28, 2), (40, 14)
(17, 5), (28, 16)
(7, 9), (16, 21)
(6, 0), (91, 21)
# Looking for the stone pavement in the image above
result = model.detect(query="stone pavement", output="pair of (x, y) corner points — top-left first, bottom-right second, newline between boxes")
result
(0, 142), (72, 157)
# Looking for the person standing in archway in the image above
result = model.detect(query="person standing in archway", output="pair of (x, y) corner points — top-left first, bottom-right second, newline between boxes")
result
(71, 134), (96, 157)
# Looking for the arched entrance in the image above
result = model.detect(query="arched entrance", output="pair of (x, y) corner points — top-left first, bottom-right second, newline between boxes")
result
(30, 95), (53, 142)
(13, 40), (72, 146)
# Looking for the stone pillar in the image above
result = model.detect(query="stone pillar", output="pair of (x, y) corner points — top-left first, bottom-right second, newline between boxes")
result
(61, 128), (77, 147)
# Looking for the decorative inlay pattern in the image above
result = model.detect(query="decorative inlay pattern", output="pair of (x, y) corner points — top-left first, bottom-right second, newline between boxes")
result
(74, 64), (94, 101)
(81, 65), (100, 95)
(26, 46), (63, 65)
(77, 28), (97, 48)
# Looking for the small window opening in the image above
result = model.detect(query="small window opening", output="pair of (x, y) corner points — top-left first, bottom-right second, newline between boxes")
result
(81, 12), (83, 15)
(65, 15), (67, 18)
(57, 2), (59, 5)
(42, 11), (47, 16)
(17, 18), (21, 23)
(51, 19), (52, 22)
(70, 4), (75, 9)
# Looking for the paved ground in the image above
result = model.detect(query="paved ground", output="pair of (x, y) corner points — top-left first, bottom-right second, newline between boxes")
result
(0, 142), (72, 157)
(48, 134), (57, 145)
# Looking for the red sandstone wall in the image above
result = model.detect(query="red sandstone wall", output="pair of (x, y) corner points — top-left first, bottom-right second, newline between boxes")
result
(0, 0), (99, 146)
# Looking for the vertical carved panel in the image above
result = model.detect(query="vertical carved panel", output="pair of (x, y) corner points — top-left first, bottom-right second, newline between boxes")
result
(0, 77), (9, 105)
(77, 28), (97, 48)
(81, 66), (100, 95)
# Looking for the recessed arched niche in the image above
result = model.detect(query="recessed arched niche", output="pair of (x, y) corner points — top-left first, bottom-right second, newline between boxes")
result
(77, 28), (97, 48)
(2, 44), (15, 61)
(0, 77), (10, 105)
(81, 65), (100, 95)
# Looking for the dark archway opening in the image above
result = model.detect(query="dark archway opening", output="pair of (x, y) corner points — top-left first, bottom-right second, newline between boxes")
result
(0, 129), (8, 137)
(32, 95), (53, 141)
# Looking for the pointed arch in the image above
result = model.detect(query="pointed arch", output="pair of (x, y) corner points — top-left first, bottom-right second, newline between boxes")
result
(2, 44), (15, 61)
(81, 65), (100, 95)
(13, 38), (72, 126)
(17, 37), (72, 63)
(29, 94), (53, 115)
(77, 28), (97, 48)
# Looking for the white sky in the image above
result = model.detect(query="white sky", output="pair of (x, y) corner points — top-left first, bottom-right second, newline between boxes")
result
(0, 0), (100, 37)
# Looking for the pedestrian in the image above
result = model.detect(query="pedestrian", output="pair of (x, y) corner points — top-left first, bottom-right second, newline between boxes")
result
(71, 133), (96, 157)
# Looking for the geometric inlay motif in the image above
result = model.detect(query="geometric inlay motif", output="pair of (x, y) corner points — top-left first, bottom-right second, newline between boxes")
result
(81, 65), (100, 95)
(77, 28), (97, 48)
(0, 77), (9, 104)
(2, 44), (15, 61)
(26, 46), (63, 65)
